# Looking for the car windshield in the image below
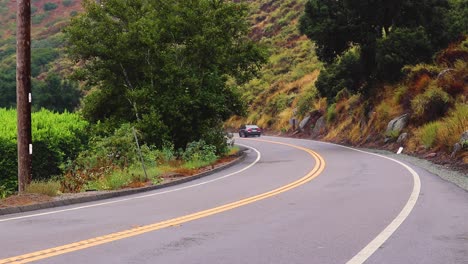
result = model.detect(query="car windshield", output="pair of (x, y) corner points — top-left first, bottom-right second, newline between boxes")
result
(246, 125), (259, 129)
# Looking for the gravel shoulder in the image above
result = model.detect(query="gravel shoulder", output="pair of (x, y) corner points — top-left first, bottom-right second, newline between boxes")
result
(361, 147), (468, 191)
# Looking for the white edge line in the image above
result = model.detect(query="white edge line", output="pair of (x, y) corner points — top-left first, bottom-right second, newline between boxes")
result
(287, 137), (421, 264)
(0, 144), (261, 223)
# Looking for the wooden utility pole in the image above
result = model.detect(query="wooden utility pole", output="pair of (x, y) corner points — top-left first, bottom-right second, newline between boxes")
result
(16, 0), (32, 192)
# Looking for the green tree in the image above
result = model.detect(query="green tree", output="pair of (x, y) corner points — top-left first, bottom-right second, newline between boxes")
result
(299, 0), (464, 98)
(33, 73), (82, 112)
(65, 0), (266, 149)
(376, 27), (433, 82)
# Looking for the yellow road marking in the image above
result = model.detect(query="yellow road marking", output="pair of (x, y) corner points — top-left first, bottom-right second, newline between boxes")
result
(0, 140), (325, 264)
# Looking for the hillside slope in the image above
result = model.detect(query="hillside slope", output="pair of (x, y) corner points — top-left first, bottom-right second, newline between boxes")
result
(227, 0), (322, 131)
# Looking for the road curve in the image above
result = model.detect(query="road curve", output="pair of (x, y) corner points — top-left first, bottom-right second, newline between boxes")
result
(0, 136), (467, 264)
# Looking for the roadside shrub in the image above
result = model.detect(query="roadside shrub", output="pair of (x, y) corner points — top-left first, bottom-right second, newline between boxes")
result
(182, 140), (217, 164)
(201, 126), (229, 155)
(0, 140), (17, 192)
(0, 109), (88, 193)
(67, 123), (138, 175)
(411, 85), (452, 122)
(152, 142), (176, 165)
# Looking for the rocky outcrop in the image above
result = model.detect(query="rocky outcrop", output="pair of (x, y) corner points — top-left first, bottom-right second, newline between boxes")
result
(460, 131), (468, 147)
(299, 110), (323, 133)
(451, 130), (468, 157)
(299, 115), (311, 131)
(385, 114), (409, 143)
(386, 114), (409, 134)
(312, 116), (326, 136)
(397, 132), (408, 144)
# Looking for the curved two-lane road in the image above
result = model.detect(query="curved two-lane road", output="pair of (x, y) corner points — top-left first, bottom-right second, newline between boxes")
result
(0, 136), (467, 263)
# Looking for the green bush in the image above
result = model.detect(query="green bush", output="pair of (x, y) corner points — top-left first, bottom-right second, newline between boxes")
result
(32, 13), (47, 25)
(0, 109), (89, 193)
(200, 126), (229, 155)
(316, 46), (364, 101)
(326, 103), (337, 123)
(376, 27), (433, 82)
(73, 123), (138, 170)
(182, 140), (218, 164)
(62, 0), (73, 7)
(411, 85), (452, 122)
(43, 2), (58, 11)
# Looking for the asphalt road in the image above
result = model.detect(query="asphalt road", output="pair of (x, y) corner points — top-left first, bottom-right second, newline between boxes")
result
(0, 136), (467, 264)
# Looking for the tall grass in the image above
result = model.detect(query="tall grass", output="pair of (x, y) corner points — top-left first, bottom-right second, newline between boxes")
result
(436, 103), (468, 149)
(25, 180), (61, 197)
(418, 122), (440, 149)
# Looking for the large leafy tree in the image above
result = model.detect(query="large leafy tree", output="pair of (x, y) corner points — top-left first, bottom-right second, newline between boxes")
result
(65, 0), (266, 149)
(299, 0), (465, 97)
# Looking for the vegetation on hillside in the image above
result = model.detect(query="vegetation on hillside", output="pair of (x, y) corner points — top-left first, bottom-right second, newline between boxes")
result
(0, 0), (83, 111)
(226, 0), (322, 131)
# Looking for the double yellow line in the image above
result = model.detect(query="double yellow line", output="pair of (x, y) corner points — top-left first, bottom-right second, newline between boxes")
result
(0, 140), (325, 263)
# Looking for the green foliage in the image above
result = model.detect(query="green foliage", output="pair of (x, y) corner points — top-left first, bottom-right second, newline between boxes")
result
(296, 86), (318, 117)
(43, 2), (58, 11)
(182, 140), (218, 165)
(326, 103), (336, 123)
(393, 86), (409, 104)
(411, 85), (452, 122)
(62, 0), (73, 7)
(32, 74), (82, 113)
(31, 48), (59, 77)
(299, 0), (464, 96)
(402, 63), (442, 81)
(65, 0), (266, 150)
(32, 13), (47, 25)
(376, 27), (433, 82)
(444, 0), (468, 41)
(0, 108), (89, 193)
(0, 184), (14, 199)
(0, 65), (16, 108)
(386, 129), (401, 139)
(74, 124), (138, 170)
(315, 47), (364, 100)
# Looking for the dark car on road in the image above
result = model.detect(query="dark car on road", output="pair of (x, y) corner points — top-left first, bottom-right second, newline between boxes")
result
(239, 125), (262, 137)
